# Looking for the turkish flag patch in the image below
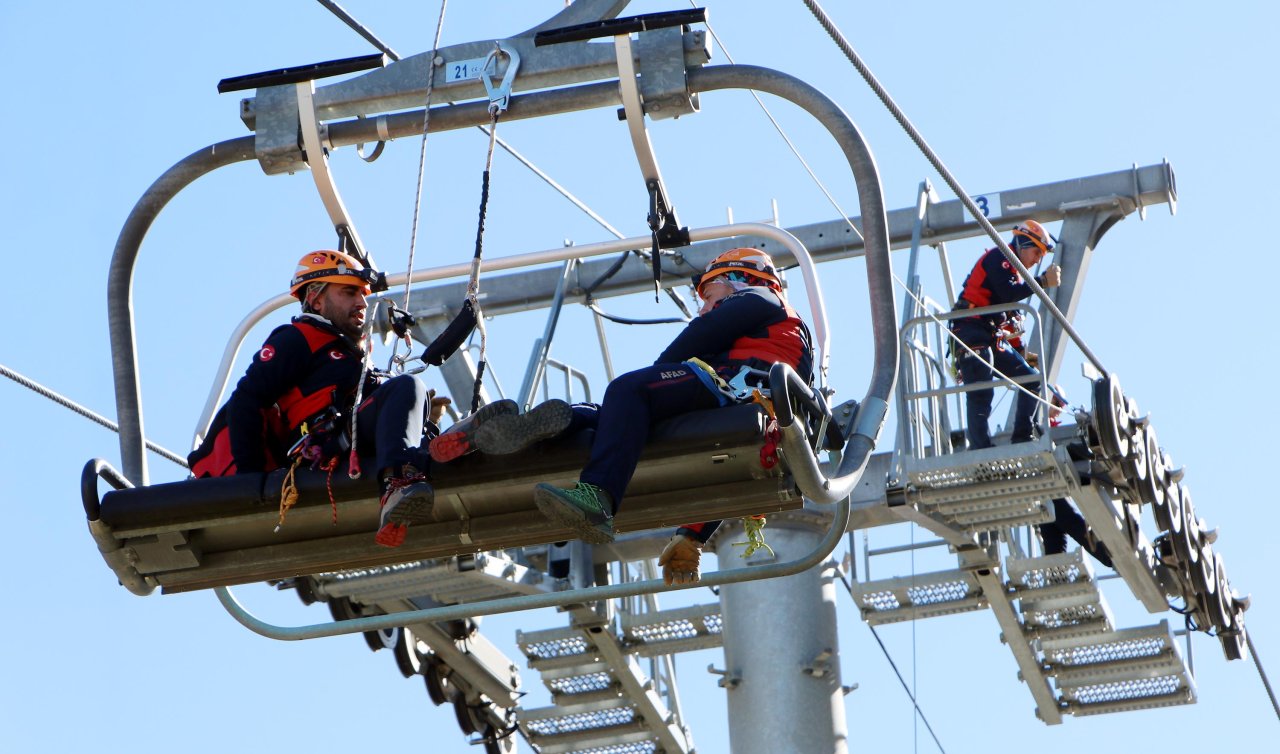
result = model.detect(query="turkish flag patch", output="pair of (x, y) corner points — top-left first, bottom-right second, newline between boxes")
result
(259, 345), (275, 361)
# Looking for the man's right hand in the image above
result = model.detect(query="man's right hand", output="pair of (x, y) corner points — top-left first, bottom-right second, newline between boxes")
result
(658, 533), (703, 585)
(1042, 263), (1062, 287)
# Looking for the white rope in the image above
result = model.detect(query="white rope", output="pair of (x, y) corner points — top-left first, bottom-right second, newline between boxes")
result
(393, 0), (451, 370)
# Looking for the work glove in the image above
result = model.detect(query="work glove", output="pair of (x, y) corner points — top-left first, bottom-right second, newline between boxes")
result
(1041, 263), (1062, 287)
(658, 533), (703, 585)
(428, 391), (452, 425)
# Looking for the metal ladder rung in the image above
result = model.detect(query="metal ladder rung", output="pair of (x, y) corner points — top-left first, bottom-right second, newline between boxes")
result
(621, 603), (724, 656)
(520, 705), (654, 753)
(852, 569), (987, 625)
(1008, 552), (1115, 635)
(1045, 620), (1197, 715)
(538, 661), (618, 699)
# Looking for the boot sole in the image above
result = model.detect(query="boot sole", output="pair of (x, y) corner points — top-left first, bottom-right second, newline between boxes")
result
(428, 399), (519, 462)
(533, 484), (614, 545)
(376, 487), (434, 548)
(474, 399), (573, 456)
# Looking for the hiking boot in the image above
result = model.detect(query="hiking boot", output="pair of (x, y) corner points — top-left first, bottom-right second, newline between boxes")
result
(533, 482), (615, 544)
(474, 399), (573, 456)
(375, 465), (435, 548)
(428, 398), (519, 463)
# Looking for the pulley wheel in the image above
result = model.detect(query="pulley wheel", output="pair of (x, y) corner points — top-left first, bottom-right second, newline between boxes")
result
(1123, 424), (1150, 488)
(1211, 553), (1235, 633)
(424, 657), (458, 706)
(1135, 427), (1165, 507)
(393, 627), (426, 678)
(453, 696), (479, 736)
(1093, 375), (1128, 459)
(1171, 486), (1197, 568)
(1153, 478), (1178, 534)
(1191, 541), (1217, 606)
(1168, 482), (1186, 536)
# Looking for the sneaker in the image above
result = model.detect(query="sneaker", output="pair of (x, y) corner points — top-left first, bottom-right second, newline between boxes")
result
(474, 399), (573, 456)
(533, 482), (615, 544)
(375, 466), (435, 547)
(428, 399), (519, 463)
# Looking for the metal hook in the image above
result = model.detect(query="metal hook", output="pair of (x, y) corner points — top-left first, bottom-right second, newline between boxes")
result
(480, 42), (521, 115)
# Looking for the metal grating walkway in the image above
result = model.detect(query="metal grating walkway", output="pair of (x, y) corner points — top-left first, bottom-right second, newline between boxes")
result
(851, 568), (986, 625)
(905, 445), (1065, 534)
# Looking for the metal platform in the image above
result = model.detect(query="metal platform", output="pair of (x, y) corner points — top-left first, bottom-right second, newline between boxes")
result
(905, 444), (1065, 535)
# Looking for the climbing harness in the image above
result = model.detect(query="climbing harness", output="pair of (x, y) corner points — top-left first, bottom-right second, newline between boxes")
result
(682, 357), (782, 557)
(278, 411), (347, 530)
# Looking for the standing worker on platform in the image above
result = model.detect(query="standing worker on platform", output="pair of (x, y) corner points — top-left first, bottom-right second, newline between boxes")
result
(950, 220), (1061, 449)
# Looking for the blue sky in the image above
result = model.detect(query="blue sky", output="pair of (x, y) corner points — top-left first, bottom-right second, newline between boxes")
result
(3, 1), (1277, 752)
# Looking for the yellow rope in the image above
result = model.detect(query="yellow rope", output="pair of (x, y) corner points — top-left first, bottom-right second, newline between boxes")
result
(275, 457), (302, 533)
(732, 514), (775, 558)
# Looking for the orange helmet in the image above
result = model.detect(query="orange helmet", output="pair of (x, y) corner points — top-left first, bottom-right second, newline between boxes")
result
(1011, 220), (1055, 255)
(289, 250), (374, 299)
(693, 248), (782, 296)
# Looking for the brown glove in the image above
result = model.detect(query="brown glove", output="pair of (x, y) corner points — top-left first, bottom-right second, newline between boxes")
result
(658, 533), (703, 585)
(428, 392), (452, 425)
(1025, 351), (1039, 367)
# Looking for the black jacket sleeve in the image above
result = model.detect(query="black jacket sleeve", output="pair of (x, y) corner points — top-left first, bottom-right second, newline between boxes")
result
(224, 325), (312, 473)
(655, 288), (783, 364)
(982, 250), (1035, 305)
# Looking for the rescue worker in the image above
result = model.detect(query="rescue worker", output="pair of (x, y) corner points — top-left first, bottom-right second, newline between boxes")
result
(531, 249), (814, 585)
(950, 220), (1061, 449)
(187, 251), (471, 548)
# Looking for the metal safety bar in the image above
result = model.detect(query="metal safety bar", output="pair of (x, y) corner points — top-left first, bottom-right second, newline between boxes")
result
(192, 221), (831, 446)
(110, 64), (892, 500)
(898, 302), (1048, 458)
(213, 497), (850, 639)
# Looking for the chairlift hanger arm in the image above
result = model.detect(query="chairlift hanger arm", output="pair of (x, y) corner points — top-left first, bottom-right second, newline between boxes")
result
(296, 78), (386, 290)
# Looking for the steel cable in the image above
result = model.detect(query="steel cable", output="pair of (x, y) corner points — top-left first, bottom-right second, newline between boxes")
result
(1, 362), (188, 468)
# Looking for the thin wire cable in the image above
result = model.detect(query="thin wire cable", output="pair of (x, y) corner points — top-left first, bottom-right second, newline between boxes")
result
(836, 569), (949, 754)
(695, 3), (863, 244)
(316, 0), (402, 60)
(1, 362), (188, 468)
(800, 0), (1105, 375)
(400, 0), (450, 332)
(1247, 632), (1280, 720)
(701, 3), (1055, 415)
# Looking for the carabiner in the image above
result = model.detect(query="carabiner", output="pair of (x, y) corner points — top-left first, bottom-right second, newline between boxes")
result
(480, 42), (521, 116)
